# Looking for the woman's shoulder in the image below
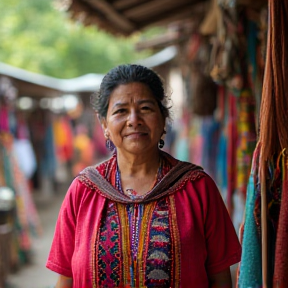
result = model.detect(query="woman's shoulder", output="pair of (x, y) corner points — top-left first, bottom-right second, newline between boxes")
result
(161, 151), (219, 193)
(69, 154), (116, 197)
(179, 167), (224, 205)
(162, 150), (205, 178)
(75, 154), (116, 178)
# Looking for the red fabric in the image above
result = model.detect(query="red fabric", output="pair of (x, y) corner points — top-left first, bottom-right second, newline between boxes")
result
(46, 159), (241, 288)
(174, 175), (241, 287)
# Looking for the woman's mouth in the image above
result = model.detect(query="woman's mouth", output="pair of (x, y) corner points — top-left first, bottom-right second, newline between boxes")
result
(125, 132), (148, 139)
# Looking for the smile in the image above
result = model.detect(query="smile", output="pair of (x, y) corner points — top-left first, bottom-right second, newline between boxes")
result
(125, 132), (148, 138)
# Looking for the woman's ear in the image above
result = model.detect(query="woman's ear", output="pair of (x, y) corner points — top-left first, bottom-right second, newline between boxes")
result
(100, 119), (110, 139)
(99, 116), (107, 131)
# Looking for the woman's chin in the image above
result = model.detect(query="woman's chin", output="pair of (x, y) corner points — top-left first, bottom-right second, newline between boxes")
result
(119, 144), (157, 156)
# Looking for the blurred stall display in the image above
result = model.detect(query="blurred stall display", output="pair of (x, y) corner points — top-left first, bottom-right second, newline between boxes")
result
(0, 186), (15, 288)
(0, 76), (42, 281)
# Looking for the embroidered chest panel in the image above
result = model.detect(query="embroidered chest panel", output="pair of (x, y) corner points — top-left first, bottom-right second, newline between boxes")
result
(93, 196), (181, 288)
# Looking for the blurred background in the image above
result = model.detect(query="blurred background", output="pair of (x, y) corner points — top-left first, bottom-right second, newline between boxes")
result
(0, 0), (267, 287)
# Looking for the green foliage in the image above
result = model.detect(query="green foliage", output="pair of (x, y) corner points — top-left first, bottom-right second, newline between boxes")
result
(0, 0), (151, 78)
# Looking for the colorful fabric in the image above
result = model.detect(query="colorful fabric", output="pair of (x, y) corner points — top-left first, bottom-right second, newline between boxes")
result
(273, 150), (288, 287)
(236, 89), (257, 199)
(238, 144), (262, 288)
(46, 152), (241, 288)
(53, 116), (74, 162)
(200, 116), (220, 181)
(0, 132), (42, 264)
(227, 92), (238, 214)
(97, 202), (121, 287)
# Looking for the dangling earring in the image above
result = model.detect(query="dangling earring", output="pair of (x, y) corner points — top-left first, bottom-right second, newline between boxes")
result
(106, 139), (115, 151)
(158, 129), (166, 149)
(104, 131), (115, 151)
(158, 139), (165, 149)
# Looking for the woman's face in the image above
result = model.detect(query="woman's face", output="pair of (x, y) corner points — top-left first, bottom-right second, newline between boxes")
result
(102, 82), (165, 156)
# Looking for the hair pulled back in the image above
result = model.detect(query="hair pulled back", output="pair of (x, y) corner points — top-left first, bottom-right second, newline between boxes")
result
(91, 64), (170, 120)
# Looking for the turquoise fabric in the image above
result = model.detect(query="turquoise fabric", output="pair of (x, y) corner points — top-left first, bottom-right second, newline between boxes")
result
(238, 168), (262, 288)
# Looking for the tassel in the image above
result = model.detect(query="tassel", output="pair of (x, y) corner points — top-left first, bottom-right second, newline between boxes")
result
(238, 143), (262, 288)
(260, 154), (268, 288)
(273, 149), (288, 288)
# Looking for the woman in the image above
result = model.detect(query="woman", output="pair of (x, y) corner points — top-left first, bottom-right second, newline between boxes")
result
(47, 64), (241, 288)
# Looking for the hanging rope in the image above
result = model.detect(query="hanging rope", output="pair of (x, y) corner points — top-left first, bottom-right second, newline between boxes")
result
(259, 1), (288, 286)
(273, 150), (288, 288)
(239, 1), (288, 287)
(258, 1), (288, 287)
(259, 0), (288, 161)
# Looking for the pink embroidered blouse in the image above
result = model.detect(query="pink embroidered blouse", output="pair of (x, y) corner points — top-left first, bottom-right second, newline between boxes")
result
(46, 153), (241, 288)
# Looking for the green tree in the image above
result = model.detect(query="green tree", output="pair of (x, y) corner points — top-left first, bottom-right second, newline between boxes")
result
(0, 0), (150, 78)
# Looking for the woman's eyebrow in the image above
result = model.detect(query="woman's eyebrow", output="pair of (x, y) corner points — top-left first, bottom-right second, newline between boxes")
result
(112, 99), (156, 109)
(137, 99), (157, 105)
(111, 102), (127, 109)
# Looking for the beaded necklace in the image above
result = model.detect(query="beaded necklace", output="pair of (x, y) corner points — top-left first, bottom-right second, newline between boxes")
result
(115, 159), (163, 262)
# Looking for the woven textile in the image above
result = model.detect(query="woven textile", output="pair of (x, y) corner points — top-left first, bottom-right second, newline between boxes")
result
(238, 144), (262, 288)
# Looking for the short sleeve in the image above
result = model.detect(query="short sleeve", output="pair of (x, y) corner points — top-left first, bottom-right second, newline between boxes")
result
(203, 176), (242, 275)
(46, 179), (80, 277)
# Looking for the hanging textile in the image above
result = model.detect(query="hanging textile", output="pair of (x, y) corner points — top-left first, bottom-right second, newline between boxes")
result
(236, 89), (257, 199)
(200, 116), (220, 181)
(238, 143), (262, 288)
(239, 1), (288, 287)
(226, 92), (237, 215)
(53, 115), (74, 163)
(0, 132), (42, 264)
(1, 79), (42, 267)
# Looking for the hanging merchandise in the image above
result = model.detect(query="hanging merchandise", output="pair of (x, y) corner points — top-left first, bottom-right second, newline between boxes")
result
(12, 112), (37, 179)
(236, 89), (257, 200)
(53, 114), (74, 163)
(53, 114), (74, 183)
(200, 116), (220, 181)
(215, 86), (228, 200)
(190, 69), (218, 116)
(226, 92), (238, 215)
(0, 129), (41, 268)
(185, 31), (218, 117)
(187, 116), (203, 165)
(238, 1), (288, 287)
(0, 77), (42, 271)
(209, 1), (242, 88)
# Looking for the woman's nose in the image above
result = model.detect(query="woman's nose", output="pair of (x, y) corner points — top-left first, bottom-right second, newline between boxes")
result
(127, 110), (142, 127)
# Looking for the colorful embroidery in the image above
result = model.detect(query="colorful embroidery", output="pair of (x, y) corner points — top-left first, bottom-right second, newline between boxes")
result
(87, 152), (186, 287)
(78, 151), (204, 204)
(145, 198), (172, 288)
(117, 201), (156, 287)
(169, 195), (181, 288)
(97, 202), (122, 287)
(94, 197), (181, 288)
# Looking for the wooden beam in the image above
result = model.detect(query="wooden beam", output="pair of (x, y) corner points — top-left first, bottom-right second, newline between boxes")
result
(136, 1), (206, 28)
(113, 0), (144, 10)
(135, 31), (180, 50)
(84, 0), (136, 33)
(124, 0), (191, 19)
(238, 0), (267, 9)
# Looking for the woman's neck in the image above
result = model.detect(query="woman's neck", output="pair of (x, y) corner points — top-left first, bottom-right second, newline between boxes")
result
(116, 149), (161, 178)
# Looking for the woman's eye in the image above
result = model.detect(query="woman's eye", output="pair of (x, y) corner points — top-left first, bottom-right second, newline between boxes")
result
(113, 109), (126, 114)
(141, 106), (151, 111)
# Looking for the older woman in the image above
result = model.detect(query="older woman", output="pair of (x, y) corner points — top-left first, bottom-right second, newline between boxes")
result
(47, 64), (241, 288)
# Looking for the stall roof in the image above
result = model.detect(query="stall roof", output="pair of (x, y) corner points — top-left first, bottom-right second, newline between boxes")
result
(59, 0), (208, 36)
(0, 46), (176, 98)
(0, 62), (104, 98)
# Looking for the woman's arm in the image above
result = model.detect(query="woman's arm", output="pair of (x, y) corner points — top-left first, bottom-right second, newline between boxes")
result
(208, 268), (232, 288)
(55, 275), (73, 288)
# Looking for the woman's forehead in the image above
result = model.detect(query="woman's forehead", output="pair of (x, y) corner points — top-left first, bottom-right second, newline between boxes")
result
(109, 82), (155, 104)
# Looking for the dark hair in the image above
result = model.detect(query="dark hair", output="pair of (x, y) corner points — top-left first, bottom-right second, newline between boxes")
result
(91, 64), (170, 119)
